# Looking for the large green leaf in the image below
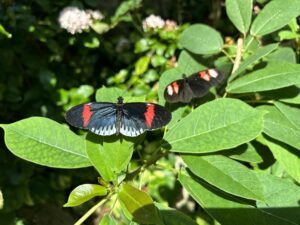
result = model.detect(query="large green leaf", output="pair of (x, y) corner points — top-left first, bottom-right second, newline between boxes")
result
(164, 98), (264, 153)
(86, 134), (134, 182)
(177, 50), (207, 76)
(229, 43), (278, 81)
(264, 136), (300, 183)
(274, 101), (300, 128)
(251, 0), (300, 36)
(182, 154), (264, 201)
(179, 24), (224, 54)
(227, 61), (300, 93)
(259, 105), (300, 150)
(64, 184), (107, 207)
(266, 47), (297, 63)
(256, 172), (300, 224)
(225, 0), (252, 34)
(179, 172), (295, 225)
(118, 183), (163, 225)
(96, 86), (125, 102)
(1, 117), (91, 168)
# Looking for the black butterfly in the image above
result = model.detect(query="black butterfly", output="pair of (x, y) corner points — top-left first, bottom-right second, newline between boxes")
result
(164, 68), (224, 103)
(65, 97), (172, 137)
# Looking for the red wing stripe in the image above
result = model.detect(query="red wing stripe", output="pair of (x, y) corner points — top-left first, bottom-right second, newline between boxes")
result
(144, 104), (155, 128)
(82, 104), (92, 127)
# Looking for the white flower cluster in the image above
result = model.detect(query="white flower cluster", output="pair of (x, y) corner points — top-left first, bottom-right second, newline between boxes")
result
(142, 14), (177, 31)
(58, 6), (104, 34)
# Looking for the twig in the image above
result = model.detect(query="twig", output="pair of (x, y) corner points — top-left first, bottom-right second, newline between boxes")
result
(231, 38), (243, 74)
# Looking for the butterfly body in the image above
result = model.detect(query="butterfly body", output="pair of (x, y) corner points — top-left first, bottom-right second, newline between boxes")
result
(65, 97), (171, 137)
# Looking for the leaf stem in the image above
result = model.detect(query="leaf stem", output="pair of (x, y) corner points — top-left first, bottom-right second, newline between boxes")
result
(221, 49), (235, 63)
(74, 197), (109, 225)
(231, 38), (243, 74)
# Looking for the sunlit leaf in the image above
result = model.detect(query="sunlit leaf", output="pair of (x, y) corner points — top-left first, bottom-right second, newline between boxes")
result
(64, 184), (107, 207)
(1, 117), (91, 168)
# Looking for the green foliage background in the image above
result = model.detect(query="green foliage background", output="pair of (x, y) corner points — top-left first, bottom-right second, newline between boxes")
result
(1, 0), (300, 224)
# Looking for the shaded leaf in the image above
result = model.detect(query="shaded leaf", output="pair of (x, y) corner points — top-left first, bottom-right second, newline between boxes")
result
(251, 0), (300, 36)
(227, 143), (263, 163)
(227, 61), (300, 93)
(229, 43), (278, 81)
(226, 0), (252, 34)
(258, 105), (300, 150)
(164, 98), (264, 153)
(118, 183), (163, 225)
(182, 154), (264, 201)
(179, 24), (224, 54)
(179, 172), (295, 225)
(1, 117), (91, 168)
(264, 136), (300, 183)
(64, 184), (107, 207)
(156, 203), (198, 225)
(256, 172), (300, 224)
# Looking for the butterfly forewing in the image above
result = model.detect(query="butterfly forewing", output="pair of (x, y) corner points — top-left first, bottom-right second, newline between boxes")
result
(121, 103), (172, 137)
(65, 102), (118, 136)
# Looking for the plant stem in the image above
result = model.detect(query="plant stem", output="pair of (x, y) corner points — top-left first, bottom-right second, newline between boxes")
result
(231, 38), (243, 74)
(74, 197), (109, 225)
(221, 49), (235, 63)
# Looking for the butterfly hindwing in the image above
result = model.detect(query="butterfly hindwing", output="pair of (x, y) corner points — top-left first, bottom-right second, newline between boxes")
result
(65, 102), (118, 136)
(164, 79), (194, 103)
(121, 103), (172, 137)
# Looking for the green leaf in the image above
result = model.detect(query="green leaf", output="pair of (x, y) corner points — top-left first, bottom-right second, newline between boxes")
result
(227, 143), (263, 163)
(229, 43), (279, 81)
(264, 136), (300, 183)
(64, 184), (107, 207)
(179, 24), (224, 54)
(258, 105), (300, 150)
(86, 134), (134, 182)
(251, 0), (300, 36)
(1, 117), (91, 168)
(0, 189), (3, 209)
(260, 85), (300, 104)
(91, 22), (109, 34)
(266, 47), (296, 63)
(158, 68), (183, 105)
(156, 203), (198, 225)
(0, 24), (12, 38)
(274, 101), (300, 128)
(182, 154), (264, 201)
(227, 61), (300, 93)
(96, 87), (125, 102)
(111, 0), (142, 25)
(118, 183), (163, 225)
(99, 214), (118, 225)
(256, 172), (300, 224)
(134, 56), (151, 76)
(177, 50), (207, 76)
(225, 0), (252, 34)
(164, 98), (264, 153)
(179, 172), (295, 225)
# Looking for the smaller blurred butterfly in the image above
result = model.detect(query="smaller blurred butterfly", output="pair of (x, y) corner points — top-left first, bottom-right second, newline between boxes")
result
(164, 68), (224, 103)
